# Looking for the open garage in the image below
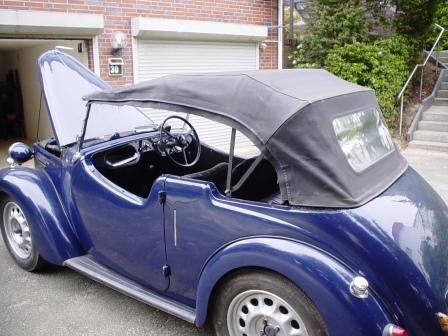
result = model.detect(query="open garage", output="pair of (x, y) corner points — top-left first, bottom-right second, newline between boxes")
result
(0, 9), (104, 143)
(0, 39), (88, 141)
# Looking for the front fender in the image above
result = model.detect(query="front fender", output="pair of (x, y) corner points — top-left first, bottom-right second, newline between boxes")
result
(196, 237), (391, 335)
(0, 167), (83, 264)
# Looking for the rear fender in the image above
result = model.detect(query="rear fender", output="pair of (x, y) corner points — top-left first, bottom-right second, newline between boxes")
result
(196, 237), (391, 335)
(0, 167), (83, 264)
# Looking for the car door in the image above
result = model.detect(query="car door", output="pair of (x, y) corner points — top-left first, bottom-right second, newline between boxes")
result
(69, 158), (169, 291)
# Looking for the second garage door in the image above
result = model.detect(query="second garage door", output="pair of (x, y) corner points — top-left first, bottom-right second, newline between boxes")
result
(136, 40), (258, 81)
(135, 40), (260, 156)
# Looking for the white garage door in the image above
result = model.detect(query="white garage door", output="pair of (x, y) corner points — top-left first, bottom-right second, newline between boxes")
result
(136, 40), (260, 157)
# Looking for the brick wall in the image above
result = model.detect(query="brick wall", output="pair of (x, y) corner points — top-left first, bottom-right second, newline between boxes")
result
(1, 0), (279, 86)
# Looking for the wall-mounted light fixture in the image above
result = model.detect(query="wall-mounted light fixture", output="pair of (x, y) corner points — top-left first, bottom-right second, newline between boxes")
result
(259, 42), (268, 50)
(111, 31), (128, 55)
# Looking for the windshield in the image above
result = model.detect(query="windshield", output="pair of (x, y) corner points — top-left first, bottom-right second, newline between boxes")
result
(333, 108), (395, 173)
(84, 104), (156, 142)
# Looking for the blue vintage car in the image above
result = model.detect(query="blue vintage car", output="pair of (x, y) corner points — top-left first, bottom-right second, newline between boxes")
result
(1, 50), (448, 336)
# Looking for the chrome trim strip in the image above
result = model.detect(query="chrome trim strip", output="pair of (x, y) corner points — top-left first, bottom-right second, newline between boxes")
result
(174, 209), (177, 247)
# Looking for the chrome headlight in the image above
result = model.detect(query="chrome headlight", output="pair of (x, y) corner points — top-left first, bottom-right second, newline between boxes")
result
(7, 142), (33, 167)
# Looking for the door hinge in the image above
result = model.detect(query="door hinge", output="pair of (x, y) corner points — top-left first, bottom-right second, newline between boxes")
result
(158, 190), (166, 204)
(162, 264), (171, 277)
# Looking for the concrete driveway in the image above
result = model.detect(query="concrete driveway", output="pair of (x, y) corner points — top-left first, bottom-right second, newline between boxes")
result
(402, 147), (448, 204)
(0, 140), (447, 336)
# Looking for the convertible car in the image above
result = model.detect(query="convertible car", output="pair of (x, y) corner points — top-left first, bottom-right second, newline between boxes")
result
(1, 50), (448, 336)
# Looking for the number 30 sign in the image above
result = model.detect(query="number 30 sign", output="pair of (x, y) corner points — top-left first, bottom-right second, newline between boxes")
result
(108, 58), (124, 76)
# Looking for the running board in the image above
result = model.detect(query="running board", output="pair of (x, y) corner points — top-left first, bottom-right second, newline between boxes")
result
(63, 255), (196, 324)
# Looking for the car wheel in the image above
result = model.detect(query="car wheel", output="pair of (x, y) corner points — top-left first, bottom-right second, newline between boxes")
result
(212, 270), (327, 336)
(0, 196), (45, 271)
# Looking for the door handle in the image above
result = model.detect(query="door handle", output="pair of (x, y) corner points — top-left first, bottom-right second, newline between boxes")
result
(105, 152), (140, 168)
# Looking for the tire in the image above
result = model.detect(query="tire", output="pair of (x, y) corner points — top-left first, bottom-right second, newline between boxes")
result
(212, 270), (328, 336)
(0, 196), (45, 271)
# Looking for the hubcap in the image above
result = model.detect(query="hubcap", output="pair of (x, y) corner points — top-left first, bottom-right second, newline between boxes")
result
(3, 202), (32, 259)
(227, 290), (309, 336)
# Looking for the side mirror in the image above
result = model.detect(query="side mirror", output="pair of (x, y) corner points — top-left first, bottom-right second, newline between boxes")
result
(7, 142), (33, 166)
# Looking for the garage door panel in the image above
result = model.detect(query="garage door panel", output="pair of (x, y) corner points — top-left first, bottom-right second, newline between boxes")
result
(136, 40), (257, 81)
(136, 39), (259, 156)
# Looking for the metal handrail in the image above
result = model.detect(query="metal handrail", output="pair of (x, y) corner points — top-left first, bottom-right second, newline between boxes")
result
(398, 23), (445, 136)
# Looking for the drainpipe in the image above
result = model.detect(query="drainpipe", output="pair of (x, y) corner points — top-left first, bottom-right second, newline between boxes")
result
(278, 0), (283, 69)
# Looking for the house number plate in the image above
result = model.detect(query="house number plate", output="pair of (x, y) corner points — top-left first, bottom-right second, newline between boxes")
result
(108, 58), (124, 76)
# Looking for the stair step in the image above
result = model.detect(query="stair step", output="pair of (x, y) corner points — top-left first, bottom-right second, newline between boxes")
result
(408, 140), (448, 152)
(418, 121), (448, 132)
(438, 56), (448, 64)
(433, 98), (448, 106)
(440, 82), (448, 90)
(436, 50), (448, 58)
(422, 110), (448, 122)
(413, 130), (448, 143)
(64, 255), (195, 323)
(437, 89), (448, 98)
(426, 105), (448, 112)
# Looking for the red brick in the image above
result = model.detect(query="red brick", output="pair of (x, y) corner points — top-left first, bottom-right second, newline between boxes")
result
(0, 0), (279, 85)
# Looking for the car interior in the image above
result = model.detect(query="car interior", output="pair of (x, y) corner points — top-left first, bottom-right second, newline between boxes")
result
(92, 140), (280, 202)
(38, 119), (281, 204)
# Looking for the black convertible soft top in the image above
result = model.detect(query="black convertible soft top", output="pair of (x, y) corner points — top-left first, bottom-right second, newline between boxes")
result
(85, 70), (408, 208)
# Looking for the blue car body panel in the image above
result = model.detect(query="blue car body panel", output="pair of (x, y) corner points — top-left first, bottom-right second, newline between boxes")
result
(0, 165), (83, 264)
(2, 134), (448, 336)
(70, 159), (169, 291)
(1, 135), (447, 335)
(195, 237), (391, 334)
(163, 171), (448, 334)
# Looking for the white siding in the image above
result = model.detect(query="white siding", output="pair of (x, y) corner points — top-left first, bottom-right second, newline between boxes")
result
(136, 39), (260, 158)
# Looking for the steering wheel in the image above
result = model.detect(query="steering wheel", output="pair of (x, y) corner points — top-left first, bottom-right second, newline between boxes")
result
(159, 116), (201, 167)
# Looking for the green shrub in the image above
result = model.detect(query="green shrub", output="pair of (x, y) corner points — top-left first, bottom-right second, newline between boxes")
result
(375, 35), (418, 65)
(325, 40), (409, 127)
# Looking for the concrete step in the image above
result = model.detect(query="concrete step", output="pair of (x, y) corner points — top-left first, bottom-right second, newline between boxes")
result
(408, 140), (448, 152)
(422, 110), (448, 122)
(433, 98), (448, 106)
(437, 50), (448, 58)
(418, 120), (448, 132)
(426, 105), (448, 113)
(413, 130), (448, 143)
(438, 56), (448, 64)
(437, 89), (448, 98)
(440, 82), (448, 90)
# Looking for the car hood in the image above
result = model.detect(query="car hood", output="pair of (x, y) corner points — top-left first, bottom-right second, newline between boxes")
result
(37, 50), (153, 147)
(37, 50), (111, 147)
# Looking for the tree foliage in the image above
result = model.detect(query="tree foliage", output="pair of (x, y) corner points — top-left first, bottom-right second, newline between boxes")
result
(393, 0), (438, 41)
(429, 0), (448, 49)
(293, 0), (370, 67)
